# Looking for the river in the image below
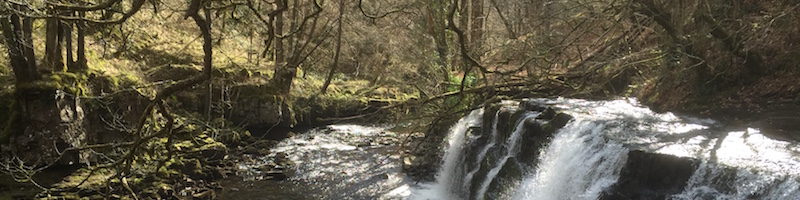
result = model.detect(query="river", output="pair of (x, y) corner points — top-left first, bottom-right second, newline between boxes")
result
(221, 98), (800, 199)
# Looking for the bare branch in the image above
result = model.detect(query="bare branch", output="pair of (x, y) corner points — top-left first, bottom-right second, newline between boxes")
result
(357, 0), (407, 20)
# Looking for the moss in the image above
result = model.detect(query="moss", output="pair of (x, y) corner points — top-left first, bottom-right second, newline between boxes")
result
(53, 168), (115, 190)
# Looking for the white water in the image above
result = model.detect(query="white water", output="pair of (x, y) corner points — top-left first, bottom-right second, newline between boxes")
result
(413, 98), (800, 200)
(232, 124), (415, 199)
(462, 111), (501, 195)
(230, 98), (800, 199)
(474, 112), (537, 199)
(513, 120), (628, 200)
(433, 109), (484, 198)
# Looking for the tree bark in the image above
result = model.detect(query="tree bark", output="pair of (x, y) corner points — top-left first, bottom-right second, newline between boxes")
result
(270, 0), (306, 95)
(20, 15), (37, 74)
(65, 21), (75, 70)
(274, 0), (286, 66)
(426, 0), (449, 73)
(45, 17), (64, 72)
(76, 11), (88, 71)
(1, 13), (40, 84)
(321, 0), (346, 94)
(469, 0), (483, 52)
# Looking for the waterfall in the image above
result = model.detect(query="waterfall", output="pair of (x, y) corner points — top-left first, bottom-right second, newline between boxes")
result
(512, 120), (628, 200)
(430, 109), (484, 199)
(412, 98), (800, 200)
(474, 112), (536, 199)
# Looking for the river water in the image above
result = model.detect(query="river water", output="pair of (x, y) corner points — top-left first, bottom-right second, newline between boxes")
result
(220, 124), (414, 199)
(223, 98), (800, 199)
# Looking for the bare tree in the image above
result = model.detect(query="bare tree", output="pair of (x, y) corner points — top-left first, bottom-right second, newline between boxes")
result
(320, 0), (346, 94)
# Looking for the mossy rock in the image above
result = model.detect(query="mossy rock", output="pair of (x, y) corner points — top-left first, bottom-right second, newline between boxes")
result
(174, 134), (228, 160)
(53, 168), (116, 190)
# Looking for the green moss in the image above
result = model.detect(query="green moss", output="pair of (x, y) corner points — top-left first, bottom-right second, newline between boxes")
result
(53, 168), (115, 190)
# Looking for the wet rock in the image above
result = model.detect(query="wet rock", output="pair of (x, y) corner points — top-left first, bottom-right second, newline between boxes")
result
(549, 112), (573, 129)
(519, 118), (547, 165)
(495, 108), (516, 137)
(468, 145), (503, 194)
(521, 101), (548, 112)
(265, 170), (289, 181)
(242, 146), (260, 155)
(192, 188), (216, 199)
(600, 150), (699, 200)
(537, 107), (556, 120)
(483, 157), (523, 200)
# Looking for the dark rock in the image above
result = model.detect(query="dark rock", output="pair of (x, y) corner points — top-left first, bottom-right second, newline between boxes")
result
(483, 157), (523, 200)
(265, 170), (289, 181)
(495, 108), (516, 138)
(537, 107), (557, 120)
(549, 112), (573, 129)
(600, 150), (699, 200)
(519, 118), (548, 165)
(468, 145), (503, 195)
(520, 101), (548, 112)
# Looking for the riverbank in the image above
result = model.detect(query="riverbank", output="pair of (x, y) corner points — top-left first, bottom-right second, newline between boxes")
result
(0, 63), (415, 199)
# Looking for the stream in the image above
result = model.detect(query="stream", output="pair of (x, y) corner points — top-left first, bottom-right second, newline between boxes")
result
(221, 98), (800, 199)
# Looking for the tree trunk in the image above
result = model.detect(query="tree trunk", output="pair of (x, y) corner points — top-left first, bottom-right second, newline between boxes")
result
(45, 17), (64, 72)
(65, 21), (75, 70)
(76, 11), (88, 71)
(427, 0), (449, 72)
(451, 0), (469, 71)
(469, 0), (483, 53)
(489, 0), (515, 39)
(270, 0), (295, 94)
(20, 15), (37, 75)
(321, 0), (346, 94)
(1, 13), (40, 84)
(274, 1), (285, 66)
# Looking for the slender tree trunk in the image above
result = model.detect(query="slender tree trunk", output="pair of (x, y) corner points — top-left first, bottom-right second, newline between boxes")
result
(1, 13), (40, 84)
(289, 0), (299, 55)
(270, 0), (296, 94)
(489, 0), (515, 39)
(76, 11), (87, 71)
(274, 1), (285, 66)
(321, 0), (346, 94)
(21, 16), (37, 74)
(45, 18), (63, 72)
(65, 21), (75, 70)
(427, 0), (449, 69)
(469, 0), (483, 53)
(452, 0), (469, 71)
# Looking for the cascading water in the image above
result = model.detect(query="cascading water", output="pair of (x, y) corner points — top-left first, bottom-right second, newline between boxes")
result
(414, 98), (800, 200)
(512, 120), (628, 200)
(434, 109), (485, 198)
(224, 98), (799, 199)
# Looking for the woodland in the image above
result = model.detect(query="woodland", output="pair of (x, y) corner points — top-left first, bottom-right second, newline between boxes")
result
(0, 0), (798, 199)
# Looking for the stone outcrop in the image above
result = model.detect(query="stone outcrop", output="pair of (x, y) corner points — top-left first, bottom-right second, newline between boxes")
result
(2, 88), (90, 166)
